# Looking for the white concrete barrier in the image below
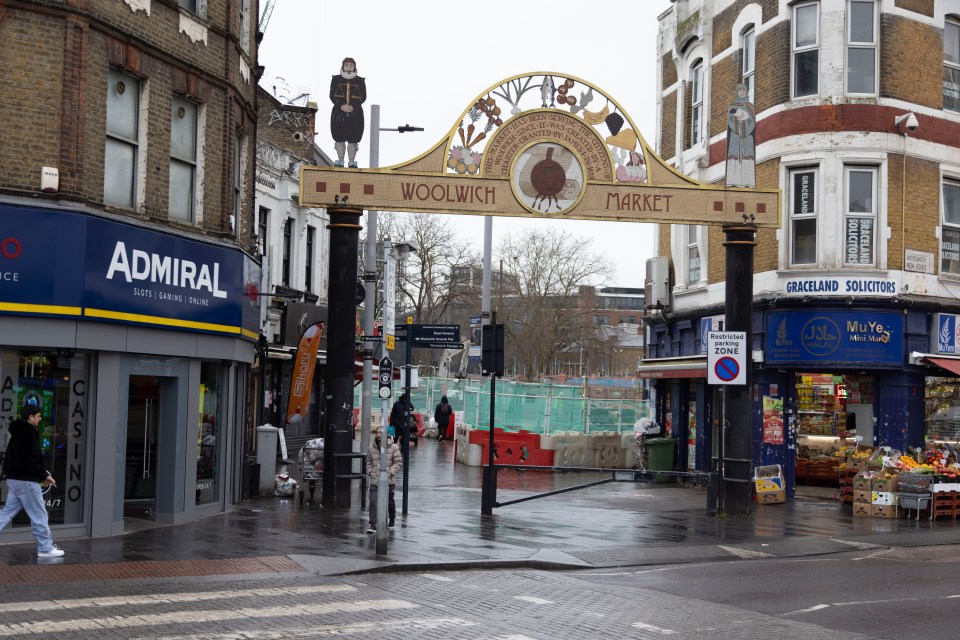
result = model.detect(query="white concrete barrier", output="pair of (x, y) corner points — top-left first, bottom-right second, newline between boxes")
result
(540, 432), (589, 468)
(589, 432), (627, 468)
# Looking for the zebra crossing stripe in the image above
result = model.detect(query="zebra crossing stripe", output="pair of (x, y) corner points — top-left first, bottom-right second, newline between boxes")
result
(0, 584), (356, 614)
(0, 599), (416, 637)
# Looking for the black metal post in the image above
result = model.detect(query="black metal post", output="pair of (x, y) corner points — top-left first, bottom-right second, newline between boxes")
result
(322, 203), (363, 508)
(481, 311), (498, 515)
(401, 321), (412, 515)
(721, 223), (757, 516)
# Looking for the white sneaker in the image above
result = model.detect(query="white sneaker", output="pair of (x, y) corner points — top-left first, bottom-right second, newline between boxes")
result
(38, 546), (64, 558)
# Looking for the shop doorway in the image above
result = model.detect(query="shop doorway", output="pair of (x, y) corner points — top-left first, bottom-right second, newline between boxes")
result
(124, 375), (161, 519)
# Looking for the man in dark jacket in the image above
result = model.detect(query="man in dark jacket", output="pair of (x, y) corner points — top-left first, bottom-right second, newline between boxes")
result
(0, 405), (64, 557)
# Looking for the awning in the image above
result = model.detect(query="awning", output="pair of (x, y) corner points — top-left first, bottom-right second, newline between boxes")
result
(637, 356), (707, 379)
(923, 356), (960, 377)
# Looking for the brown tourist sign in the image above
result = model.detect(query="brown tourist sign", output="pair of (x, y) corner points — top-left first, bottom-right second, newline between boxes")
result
(301, 73), (780, 227)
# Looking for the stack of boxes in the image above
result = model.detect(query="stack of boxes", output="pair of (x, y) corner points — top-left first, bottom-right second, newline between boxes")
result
(852, 468), (899, 518)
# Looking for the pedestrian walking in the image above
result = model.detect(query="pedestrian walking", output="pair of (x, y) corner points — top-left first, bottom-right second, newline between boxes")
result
(389, 392), (417, 448)
(0, 405), (64, 557)
(366, 426), (402, 533)
(434, 395), (453, 444)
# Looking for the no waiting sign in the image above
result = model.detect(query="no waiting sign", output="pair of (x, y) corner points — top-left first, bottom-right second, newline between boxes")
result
(707, 331), (747, 385)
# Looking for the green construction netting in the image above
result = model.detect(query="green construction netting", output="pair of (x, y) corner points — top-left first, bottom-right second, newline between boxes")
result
(357, 377), (650, 435)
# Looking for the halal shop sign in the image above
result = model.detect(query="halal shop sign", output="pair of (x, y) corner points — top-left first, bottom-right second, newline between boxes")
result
(707, 331), (747, 386)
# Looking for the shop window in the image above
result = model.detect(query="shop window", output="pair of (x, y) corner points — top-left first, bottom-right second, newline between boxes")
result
(945, 17), (960, 113)
(196, 362), (223, 505)
(742, 27), (756, 104)
(686, 225), (702, 285)
(793, 2), (820, 98)
(942, 179), (960, 275)
(169, 96), (199, 223)
(846, 1), (877, 95)
(924, 377), (960, 442)
(843, 166), (877, 266)
(104, 69), (141, 209)
(0, 351), (90, 526)
(690, 61), (704, 146)
(789, 168), (818, 265)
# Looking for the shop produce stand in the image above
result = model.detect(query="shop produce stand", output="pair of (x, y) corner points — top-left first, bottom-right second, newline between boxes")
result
(296, 438), (324, 505)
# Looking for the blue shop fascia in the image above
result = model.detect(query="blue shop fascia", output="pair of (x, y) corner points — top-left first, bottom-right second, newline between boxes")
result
(642, 278), (960, 497)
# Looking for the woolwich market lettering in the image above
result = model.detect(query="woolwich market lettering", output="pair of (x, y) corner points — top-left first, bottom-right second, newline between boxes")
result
(299, 72), (780, 228)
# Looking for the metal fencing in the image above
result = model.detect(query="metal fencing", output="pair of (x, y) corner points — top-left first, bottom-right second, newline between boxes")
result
(363, 377), (650, 435)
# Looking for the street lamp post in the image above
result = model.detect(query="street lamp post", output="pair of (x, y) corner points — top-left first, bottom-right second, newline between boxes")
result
(360, 106), (422, 491)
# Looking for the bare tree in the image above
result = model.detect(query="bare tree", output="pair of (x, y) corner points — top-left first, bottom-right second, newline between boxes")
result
(498, 228), (614, 380)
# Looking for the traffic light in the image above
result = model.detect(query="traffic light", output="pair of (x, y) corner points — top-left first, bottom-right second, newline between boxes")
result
(481, 323), (504, 377)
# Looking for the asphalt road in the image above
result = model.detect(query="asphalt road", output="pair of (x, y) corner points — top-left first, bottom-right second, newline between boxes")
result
(6, 546), (957, 639)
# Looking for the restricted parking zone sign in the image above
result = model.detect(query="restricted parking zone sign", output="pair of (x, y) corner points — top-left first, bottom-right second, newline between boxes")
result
(706, 331), (747, 385)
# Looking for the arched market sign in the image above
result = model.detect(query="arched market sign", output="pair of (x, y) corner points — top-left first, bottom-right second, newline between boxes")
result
(301, 72), (779, 227)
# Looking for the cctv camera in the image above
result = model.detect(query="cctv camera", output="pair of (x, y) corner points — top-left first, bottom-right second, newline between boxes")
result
(894, 113), (919, 133)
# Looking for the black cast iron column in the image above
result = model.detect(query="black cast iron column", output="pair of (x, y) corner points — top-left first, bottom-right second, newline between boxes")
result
(322, 203), (363, 508)
(721, 222), (757, 516)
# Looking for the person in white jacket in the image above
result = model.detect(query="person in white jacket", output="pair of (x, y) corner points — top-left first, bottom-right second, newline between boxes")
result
(366, 427), (402, 533)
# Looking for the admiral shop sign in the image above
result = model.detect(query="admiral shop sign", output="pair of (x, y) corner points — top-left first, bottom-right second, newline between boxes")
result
(766, 311), (902, 365)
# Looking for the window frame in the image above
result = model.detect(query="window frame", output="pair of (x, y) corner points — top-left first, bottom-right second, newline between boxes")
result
(788, 167), (819, 266)
(945, 17), (960, 112)
(232, 134), (242, 236)
(842, 166), (879, 267)
(686, 225), (702, 285)
(168, 95), (199, 223)
(792, 2), (820, 98)
(305, 225), (315, 292)
(742, 27), (756, 104)
(282, 218), (293, 287)
(690, 61), (704, 146)
(941, 177), (960, 276)
(846, 0), (878, 96)
(104, 68), (141, 210)
(257, 206), (269, 257)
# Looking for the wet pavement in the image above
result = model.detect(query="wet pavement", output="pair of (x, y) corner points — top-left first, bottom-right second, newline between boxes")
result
(1, 435), (958, 583)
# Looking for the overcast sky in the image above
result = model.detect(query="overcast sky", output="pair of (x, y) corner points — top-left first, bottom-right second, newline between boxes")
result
(258, 0), (675, 287)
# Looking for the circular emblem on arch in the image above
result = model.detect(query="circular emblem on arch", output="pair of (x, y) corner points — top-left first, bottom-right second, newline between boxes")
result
(511, 142), (586, 214)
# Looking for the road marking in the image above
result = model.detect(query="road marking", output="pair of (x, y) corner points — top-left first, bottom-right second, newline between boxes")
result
(514, 595), (553, 605)
(831, 538), (879, 550)
(853, 547), (895, 561)
(717, 545), (774, 559)
(782, 603), (831, 616)
(420, 573), (456, 582)
(0, 599), (416, 636)
(632, 621), (678, 634)
(130, 617), (478, 640)
(0, 584), (356, 613)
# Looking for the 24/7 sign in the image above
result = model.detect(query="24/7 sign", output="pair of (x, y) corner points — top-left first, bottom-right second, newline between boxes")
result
(707, 331), (747, 385)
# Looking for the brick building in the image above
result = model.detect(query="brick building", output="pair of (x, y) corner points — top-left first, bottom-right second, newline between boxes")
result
(0, 0), (261, 540)
(644, 0), (960, 488)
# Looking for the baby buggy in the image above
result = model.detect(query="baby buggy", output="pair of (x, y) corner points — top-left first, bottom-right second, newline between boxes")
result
(632, 417), (660, 470)
(297, 437), (324, 504)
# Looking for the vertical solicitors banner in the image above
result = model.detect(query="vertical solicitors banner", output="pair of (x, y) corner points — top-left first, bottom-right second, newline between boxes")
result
(0, 204), (260, 340)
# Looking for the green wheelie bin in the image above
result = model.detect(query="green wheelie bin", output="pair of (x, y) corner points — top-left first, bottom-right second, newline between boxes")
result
(645, 438), (677, 483)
